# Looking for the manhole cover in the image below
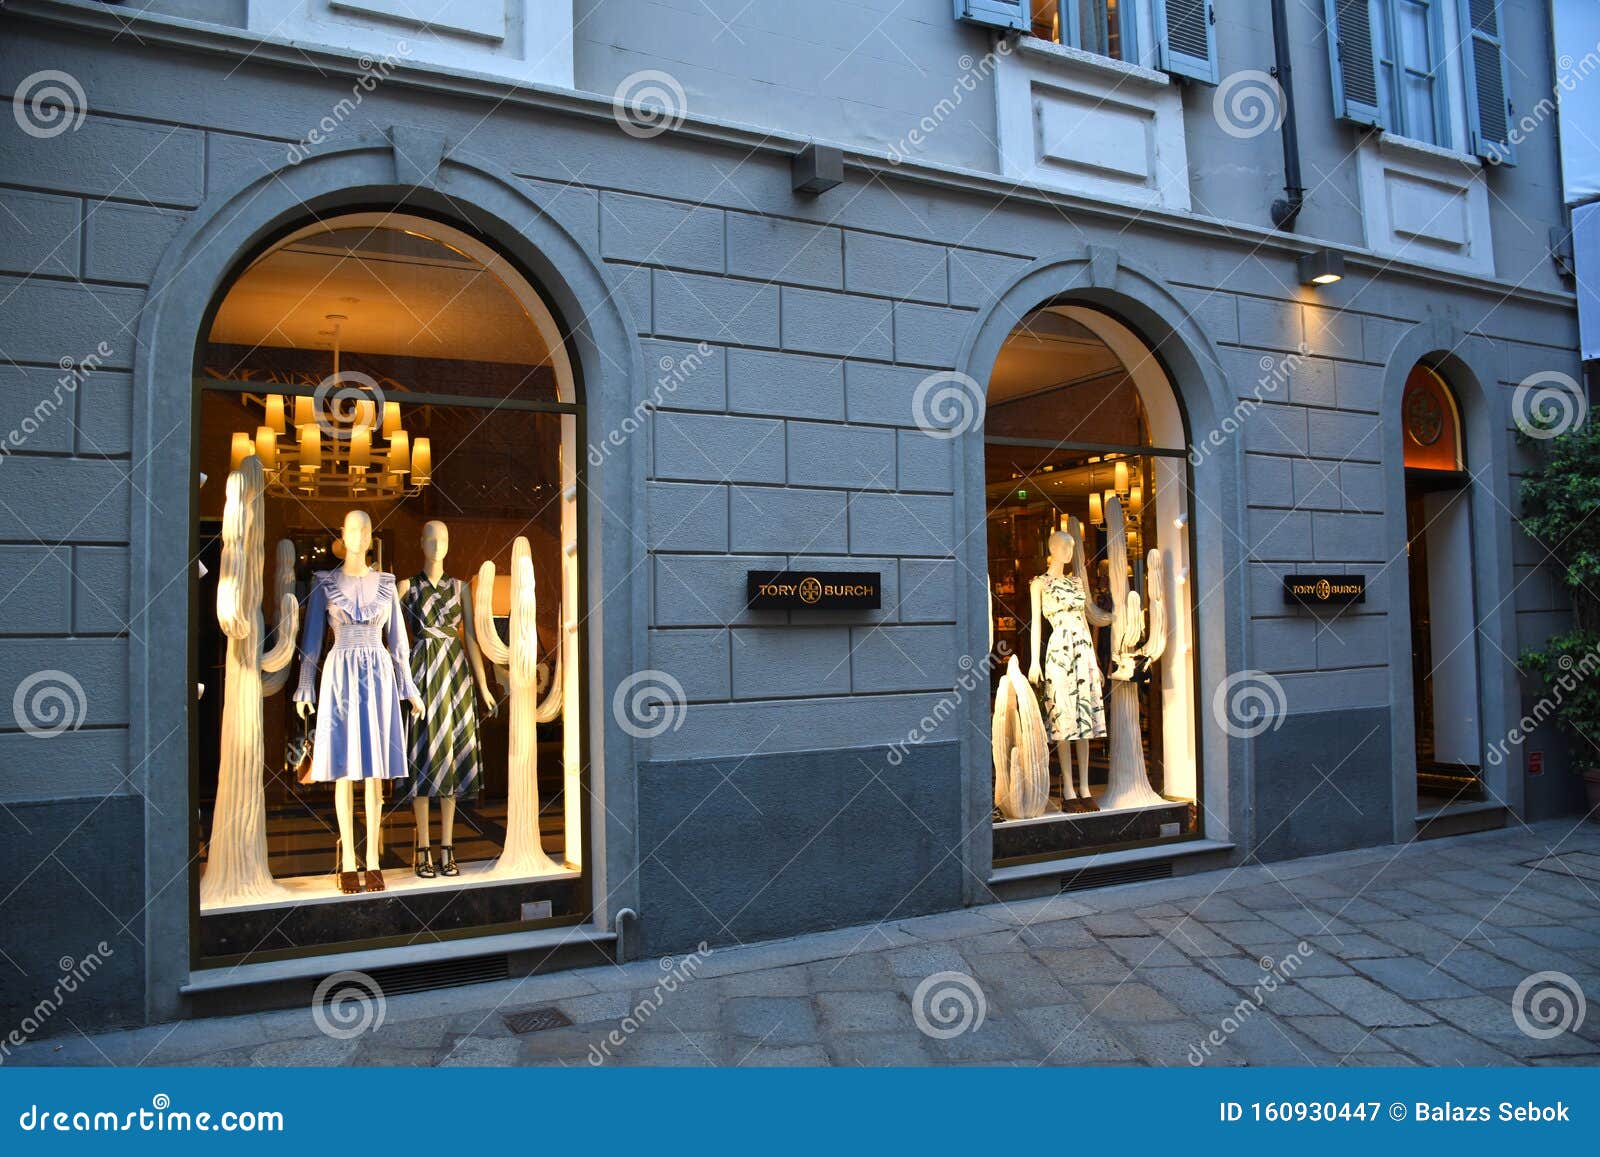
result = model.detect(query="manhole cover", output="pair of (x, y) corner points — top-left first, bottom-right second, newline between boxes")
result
(503, 1006), (573, 1034)
(1524, 852), (1600, 882)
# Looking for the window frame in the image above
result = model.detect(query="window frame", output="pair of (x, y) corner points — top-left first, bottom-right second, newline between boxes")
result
(1372, 0), (1453, 147)
(1031, 0), (1141, 65)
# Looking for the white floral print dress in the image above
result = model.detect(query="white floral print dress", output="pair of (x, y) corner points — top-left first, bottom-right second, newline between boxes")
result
(1039, 575), (1106, 741)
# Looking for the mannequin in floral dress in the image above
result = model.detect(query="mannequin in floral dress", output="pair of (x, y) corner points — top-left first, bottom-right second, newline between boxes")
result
(1027, 522), (1111, 806)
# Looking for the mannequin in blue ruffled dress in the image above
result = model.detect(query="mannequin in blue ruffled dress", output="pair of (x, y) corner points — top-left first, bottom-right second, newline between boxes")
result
(295, 510), (423, 894)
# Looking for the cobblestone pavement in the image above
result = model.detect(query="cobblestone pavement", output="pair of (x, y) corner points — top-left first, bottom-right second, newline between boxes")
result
(11, 820), (1600, 1067)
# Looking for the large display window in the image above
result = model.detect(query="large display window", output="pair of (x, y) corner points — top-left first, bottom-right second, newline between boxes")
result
(190, 213), (586, 963)
(985, 306), (1200, 863)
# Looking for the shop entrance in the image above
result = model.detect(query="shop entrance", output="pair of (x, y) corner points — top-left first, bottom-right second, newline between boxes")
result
(1400, 364), (1484, 808)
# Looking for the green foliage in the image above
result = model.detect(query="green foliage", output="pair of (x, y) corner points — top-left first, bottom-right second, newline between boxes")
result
(1519, 422), (1600, 761)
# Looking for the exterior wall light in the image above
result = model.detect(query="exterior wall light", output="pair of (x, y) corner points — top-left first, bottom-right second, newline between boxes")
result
(792, 144), (843, 195)
(1297, 249), (1345, 286)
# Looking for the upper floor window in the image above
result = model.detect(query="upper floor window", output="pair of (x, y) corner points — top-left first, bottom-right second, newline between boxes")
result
(1029, 0), (1137, 62)
(1327, 0), (1515, 164)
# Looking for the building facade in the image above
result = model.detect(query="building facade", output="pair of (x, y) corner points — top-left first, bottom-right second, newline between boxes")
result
(0, 0), (1586, 1032)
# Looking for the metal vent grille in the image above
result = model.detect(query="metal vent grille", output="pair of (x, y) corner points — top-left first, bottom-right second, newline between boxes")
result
(503, 1006), (574, 1035)
(1059, 860), (1173, 893)
(363, 953), (509, 997)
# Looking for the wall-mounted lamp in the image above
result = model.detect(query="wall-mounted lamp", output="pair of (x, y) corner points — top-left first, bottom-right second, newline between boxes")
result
(792, 143), (843, 196)
(1297, 248), (1345, 286)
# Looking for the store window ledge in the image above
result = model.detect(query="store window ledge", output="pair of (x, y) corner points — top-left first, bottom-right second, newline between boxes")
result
(988, 837), (1235, 888)
(182, 923), (616, 998)
(996, 34), (1191, 212)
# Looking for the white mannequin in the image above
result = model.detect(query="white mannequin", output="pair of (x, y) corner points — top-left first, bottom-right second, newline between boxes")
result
(297, 511), (423, 883)
(397, 521), (495, 867)
(1027, 524), (1112, 804)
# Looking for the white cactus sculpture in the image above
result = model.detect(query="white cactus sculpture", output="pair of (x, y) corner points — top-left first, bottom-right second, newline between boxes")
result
(1101, 495), (1169, 810)
(200, 456), (299, 907)
(992, 655), (1051, 819)
(475, 537), (561, 876)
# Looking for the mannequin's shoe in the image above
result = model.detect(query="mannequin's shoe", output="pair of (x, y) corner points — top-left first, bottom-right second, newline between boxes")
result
(363, 868), (386, 893)
(438, 846), (459, 877)
(415, 846), (436, 879)
(337, 870), (362, 895)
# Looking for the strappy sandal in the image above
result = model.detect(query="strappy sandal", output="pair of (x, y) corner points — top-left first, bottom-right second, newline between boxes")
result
(363, 868), (386, 893)
(438, 846), (459, 877)
(337, 870), (362, 895)
(415, 845), (436, 879)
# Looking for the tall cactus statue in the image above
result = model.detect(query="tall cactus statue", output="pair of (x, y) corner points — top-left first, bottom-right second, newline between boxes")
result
(992, 655), (1050, 819)
(1101, 495), (1168, 809)
(200, 455), (299, 907)
(476, 537), (561, 876)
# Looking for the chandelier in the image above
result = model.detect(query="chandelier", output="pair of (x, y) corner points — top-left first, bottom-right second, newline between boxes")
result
(226, 317), (432, 500)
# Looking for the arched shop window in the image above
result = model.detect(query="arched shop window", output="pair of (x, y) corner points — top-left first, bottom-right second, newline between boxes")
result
(1400, 363), (1483, 809)
(985, 306), (1199, 864)
(192, 211), (585, 963)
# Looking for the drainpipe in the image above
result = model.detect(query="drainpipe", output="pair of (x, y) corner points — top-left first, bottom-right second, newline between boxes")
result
(1268, 0), (1305, 231)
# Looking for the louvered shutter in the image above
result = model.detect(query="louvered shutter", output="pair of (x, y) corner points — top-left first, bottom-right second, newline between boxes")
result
(953, 0), (1029, 32)
(1324, 0), (1385, 128)
(1458, 0), (1516, 164)
(1153, 0), (1218, 84)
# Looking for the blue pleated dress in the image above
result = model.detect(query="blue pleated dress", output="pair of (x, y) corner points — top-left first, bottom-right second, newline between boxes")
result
(293, 569), (421, 782)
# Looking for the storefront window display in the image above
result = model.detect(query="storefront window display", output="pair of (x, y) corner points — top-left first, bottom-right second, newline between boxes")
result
(985, 307), (1199, 863)
(191, 213), (586, 962)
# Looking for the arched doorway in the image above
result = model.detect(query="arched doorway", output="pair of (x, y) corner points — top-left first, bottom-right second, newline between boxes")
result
(1401, 363), (1483, 808)
(191, 210), (587, 961)
(984, 305), (1199, 863)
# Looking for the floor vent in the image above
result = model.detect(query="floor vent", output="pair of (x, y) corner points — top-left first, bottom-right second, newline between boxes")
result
(503, 1006), (574, 1035)
(1060, 860), (1173, 893)
(362, 953), (509, 997)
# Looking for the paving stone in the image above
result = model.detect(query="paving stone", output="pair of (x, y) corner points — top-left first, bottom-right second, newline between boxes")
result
(806, 953), (893, 991)
(1012, 919), (1098, 950)
(1120, 1019), (1238, 1067)
(1143, 917), (1239, 957)
(161, 1046), (258, 1066)
(437, 1035), (525, 1066)
(1296, 977), (1435, 1027)
(1077, 982), (1187, 1024)
(355, 1043), (441, 1066)
(1082, 912), (1152, 937)
(1141, 965), (1254, 1014)
(1207, 920), (1306, 954)
(615, 1031), (725, 1066)
(723, 996), (821, 1046)
(1105, 935), (1191, 969)
(1256, 908), (1354, 937)
(920, 1013), (1044, 1064)
(816, 990), (912, 1034)
(736, 1043), (831, 1067)
(718, 964), (812, 997)
(1016, 1005), (1137, 1065)
(1289, 1015), (1387, 1055)
(1185, 896), (1258, 923)
(627, 983), (725, 1033)
(1363, 919), (1461, 958)
(1339, 1050), (1418, 1066)
(556, 990), (637, 1025)
(1211, 1015), (1333, 1067)
(250, 1037), (361, 1066)
(827, 1031), (936, 1066)
(1430, 946), (1536, 989)
(512, 1025), (610, 1065)
(1508, 922), (1600, 950)
(885, 943), (971, 978)
(1377, 1023), (1521, 1065)
(1306, 933), (1404, 960)
(963, 951), (1070, 1010)
(1032, 946), (1142, 984)
(1351, 956), (1480, 1000)
(359, 1016), (453, 1050)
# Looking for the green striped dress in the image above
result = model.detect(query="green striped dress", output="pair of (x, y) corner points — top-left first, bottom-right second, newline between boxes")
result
(400, 574), (484, 799)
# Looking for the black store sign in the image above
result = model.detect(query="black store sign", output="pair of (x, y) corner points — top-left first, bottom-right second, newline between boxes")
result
(1283, 574), (1366, 606)
(747, 570), (882, 610)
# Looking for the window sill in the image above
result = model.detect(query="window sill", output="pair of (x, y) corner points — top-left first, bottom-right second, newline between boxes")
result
(1015, 36), (1170, 90)
(1376, 131), (1482, 171)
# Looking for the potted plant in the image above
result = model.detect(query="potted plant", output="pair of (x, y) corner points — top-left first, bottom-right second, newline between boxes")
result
(1518, 415), (1600, 819)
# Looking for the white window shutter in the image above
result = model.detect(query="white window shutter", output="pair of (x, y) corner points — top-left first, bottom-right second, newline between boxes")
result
(1324, 0), (1386, 128)
(1458, 0), (1516, 165)
(1154, 0), (1218, 84)
(952, 0), (1028, 32)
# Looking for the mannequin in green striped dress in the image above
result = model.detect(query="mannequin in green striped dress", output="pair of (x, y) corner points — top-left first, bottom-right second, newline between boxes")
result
(398, 521), (495, 878)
